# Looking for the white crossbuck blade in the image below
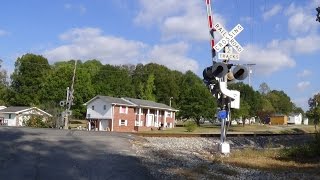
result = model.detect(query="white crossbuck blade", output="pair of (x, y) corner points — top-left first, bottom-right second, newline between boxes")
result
(213, 22), (244, 53)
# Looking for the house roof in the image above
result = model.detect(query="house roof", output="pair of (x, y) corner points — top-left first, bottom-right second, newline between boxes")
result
(0, 106), (52, 117)
(0, 106), (30, 113)
(85, 95), (178, 111)
(85, 95), (136, 106)
(123, 97), (178, 111)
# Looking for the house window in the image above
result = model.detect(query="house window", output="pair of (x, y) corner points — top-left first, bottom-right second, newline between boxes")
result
(119, 106), (128, 114)
(119, 119), (127, 126)
(92, 106), (95, 110)
(8, 114), (11, 119)
(103, 105), (107, 110)
(167, 112), (172, 118)
(87, 114), (91, 118)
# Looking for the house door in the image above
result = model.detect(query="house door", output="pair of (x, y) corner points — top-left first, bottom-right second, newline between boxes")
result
(100, 120), (108, 131)
(146, 115), (154, 127)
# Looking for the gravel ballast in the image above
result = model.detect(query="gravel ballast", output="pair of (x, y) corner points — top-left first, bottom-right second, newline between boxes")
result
(132, 135), (319, 180)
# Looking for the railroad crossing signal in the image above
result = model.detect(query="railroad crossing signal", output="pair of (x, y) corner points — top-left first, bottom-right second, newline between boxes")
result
(213, 22), (244, 53)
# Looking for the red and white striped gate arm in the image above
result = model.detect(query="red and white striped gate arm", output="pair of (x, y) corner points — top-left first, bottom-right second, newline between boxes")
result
(205, 0), (216, 60)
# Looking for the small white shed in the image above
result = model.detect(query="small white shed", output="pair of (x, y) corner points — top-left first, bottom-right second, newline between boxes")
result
(288, 113), (302, 125)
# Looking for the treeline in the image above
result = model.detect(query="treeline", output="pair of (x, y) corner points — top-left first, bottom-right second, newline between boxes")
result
(0, 53), (304, 125)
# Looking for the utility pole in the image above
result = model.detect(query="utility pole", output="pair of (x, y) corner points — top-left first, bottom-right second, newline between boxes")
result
(245, 63), (256, 87)
(63, 60), (77, 129)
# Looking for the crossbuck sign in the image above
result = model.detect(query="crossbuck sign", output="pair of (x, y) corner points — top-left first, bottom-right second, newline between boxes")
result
(213, 23), (244, 58)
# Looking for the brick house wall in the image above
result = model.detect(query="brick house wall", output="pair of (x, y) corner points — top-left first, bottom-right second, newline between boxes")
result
(165, 112), (175, 128)
(112, 105), (136, 132)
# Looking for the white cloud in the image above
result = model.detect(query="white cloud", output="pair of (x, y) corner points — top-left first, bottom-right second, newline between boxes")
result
(44, 28), (198, 73)
(135, 0), (226, 42)
(44, 28), (146, 65)
(241, 44), (295, 75)
(267, 34), (320, 54)
(297, 81), (311, 91)
(0, 29), (9, 36)
(263, 4), (282, 20)
(240, 16), (253, 24)
(64, 3), (87, 14)
(134, 0), (184, 25)
(285, 3), (318, 36)
(146, 42), (199, 73)
(297, 69), (312, 78)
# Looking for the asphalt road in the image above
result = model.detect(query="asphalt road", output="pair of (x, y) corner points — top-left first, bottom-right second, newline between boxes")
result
(0, 127), (154, 180)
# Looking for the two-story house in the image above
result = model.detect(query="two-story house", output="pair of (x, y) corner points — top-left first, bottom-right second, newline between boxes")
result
(84, 95), (178, 132)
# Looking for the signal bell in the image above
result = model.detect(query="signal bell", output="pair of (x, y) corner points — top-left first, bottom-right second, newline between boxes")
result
(203, 62), (228, 80)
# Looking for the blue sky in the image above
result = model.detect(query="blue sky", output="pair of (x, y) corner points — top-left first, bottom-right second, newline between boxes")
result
(0, 0), (320, 111)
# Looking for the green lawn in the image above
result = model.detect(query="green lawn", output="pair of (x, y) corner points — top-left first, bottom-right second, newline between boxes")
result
(68, 120), (87, 129)
(140, 124), (316, 134)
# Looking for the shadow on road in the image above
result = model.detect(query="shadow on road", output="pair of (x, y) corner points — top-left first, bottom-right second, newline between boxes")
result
(0, 127), (154, 180)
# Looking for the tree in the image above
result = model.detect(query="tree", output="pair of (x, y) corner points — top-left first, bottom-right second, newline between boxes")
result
(259, 82), (270, 95)
(256, 97), (275, 124)
(229, 82), (261, 117)
(143, 74), (156, 101)
(178, 71), (216, 126)
(266, 90), (293, 115)
(231, 101), (250, 121)
(0, 59), (8, 105)
(306, 93), (320, 131)
(93, 64), (134, 97)
(10, 54), (51, 105)
(132, 63), (181, 106)
(292, 104), (305, 116)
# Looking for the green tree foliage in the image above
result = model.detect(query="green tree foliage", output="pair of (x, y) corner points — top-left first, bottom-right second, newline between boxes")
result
(306, 93), (320, 130)
(266, 90), (293, 115)
(178, 71), (216, 126)
(0, 59), (8, 105)
(232, 100), (250, 120)
(256, 97), (275, 123)
(132, 63), (181, 106)
(93, 64), (134, 97)
(3, 53), (302, 122)
(259, 82), (270, 95)
(143, 74), (156, 101)
(229, 82), (262, 117)
(10, 54), (51, 106)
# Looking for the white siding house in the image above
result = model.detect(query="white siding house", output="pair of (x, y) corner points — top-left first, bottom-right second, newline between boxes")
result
(86, 98), (113, 119)
(0, 106), (52, 127)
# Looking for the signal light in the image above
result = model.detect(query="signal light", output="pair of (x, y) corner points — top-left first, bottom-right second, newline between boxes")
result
(232, 65), (248, 80)
(203, 62), (228, 81)
(203, 63), (248, 83)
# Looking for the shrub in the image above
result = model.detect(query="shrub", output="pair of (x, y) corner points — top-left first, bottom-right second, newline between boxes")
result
(280, 130), (320, 159)
(23, 115), (48, 128)
(184, 121), (197, 132)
